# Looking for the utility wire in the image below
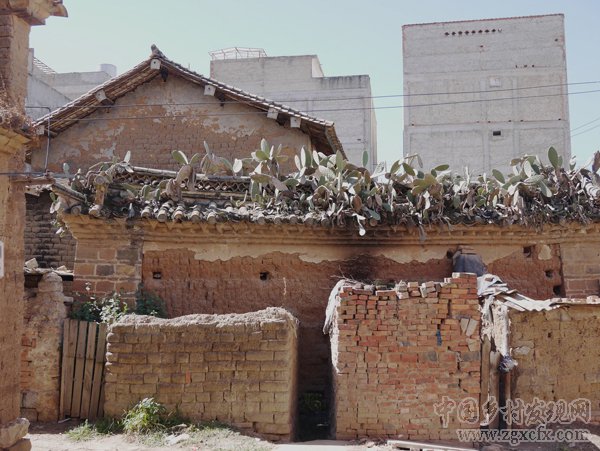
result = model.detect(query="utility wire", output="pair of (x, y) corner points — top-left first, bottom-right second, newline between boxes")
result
(25, 80), (600, 112)
(570, 115), (600, 133)
(47, 88), (600, 124)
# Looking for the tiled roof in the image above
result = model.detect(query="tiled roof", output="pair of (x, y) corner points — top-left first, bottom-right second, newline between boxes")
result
(33, 46), (344, 156)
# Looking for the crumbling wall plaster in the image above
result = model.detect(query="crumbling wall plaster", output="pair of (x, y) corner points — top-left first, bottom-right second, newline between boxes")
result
(21, 272), (69, 422)
(30, 76), (311, 175)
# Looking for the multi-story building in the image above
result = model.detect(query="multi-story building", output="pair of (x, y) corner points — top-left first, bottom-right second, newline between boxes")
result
(210, 48), (377, 169)
(26, 49), (116, 119)
(403, 14), (570, 174)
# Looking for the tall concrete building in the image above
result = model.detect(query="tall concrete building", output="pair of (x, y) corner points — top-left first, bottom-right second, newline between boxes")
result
(210, 48), (377, 169)
(26, 49), (116, 119)
(403, 14), (570, 174)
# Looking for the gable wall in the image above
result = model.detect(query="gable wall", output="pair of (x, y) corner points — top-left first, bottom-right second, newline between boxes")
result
(30, 75), (312, 174)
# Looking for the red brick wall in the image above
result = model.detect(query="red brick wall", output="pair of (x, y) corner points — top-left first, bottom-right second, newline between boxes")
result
(330, 274), (481, 441)
(141, 250), (455, 398)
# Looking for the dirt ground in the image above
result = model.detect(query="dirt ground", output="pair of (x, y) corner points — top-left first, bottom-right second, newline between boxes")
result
(27, 421), (600, 451)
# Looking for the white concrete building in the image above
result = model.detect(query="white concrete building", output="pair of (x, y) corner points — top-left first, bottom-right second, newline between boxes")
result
(210, 50), (377, 169)
(403, 14), (570, 175)
(26, 49), (116, 119)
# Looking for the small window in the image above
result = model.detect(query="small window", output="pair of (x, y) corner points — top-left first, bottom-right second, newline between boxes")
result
(492, 130), (502, 137)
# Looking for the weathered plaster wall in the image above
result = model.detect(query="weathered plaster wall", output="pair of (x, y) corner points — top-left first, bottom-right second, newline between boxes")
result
(21, 272), (69, 422)
(1, 3), (64, 448)
(330, 274), (481, 440)
(104, 309), (298, 441)
(140, 250), (455, 397)
(64, 216), (600, 432)
(0, 128), (28, 429)
(510, 306), (600, 422)
(30, 75), (312, 174)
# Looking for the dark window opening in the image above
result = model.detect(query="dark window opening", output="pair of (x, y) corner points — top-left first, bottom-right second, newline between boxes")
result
(492, 130), (502, 137)
(153, 271), (162, 279)
(553, 285), (563, 296)
(523, 246), (532, 258)
(545, 270), (554, 279)
(259, 271), (269, 281)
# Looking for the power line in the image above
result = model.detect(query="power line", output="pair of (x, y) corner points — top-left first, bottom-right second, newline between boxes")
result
(572, 122), (600, 139)
(570, 115), (600, 133)
(47, 88), (600, 125)
(25, 80), (600, 113)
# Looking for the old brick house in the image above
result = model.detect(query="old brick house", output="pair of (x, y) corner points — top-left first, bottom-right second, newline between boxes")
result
(52, 149), (600, 439)
(25, 46), (343, 273)
(0, 1), (66, 450)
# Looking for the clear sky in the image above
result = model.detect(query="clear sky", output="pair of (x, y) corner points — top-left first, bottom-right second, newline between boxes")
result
(30, 0), (600, 167)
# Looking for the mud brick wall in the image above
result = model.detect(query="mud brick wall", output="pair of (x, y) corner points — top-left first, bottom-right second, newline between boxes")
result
(72, 235), (143, 302)
(25, 192), (76, 272)
(329, 274), (481, 441)
(141, 250), (455, 399)
(510, 306), (600, 421)
(104, 308), (298, 441)
(20, 272), (70, 422)
(560, 242), (600, 297)
(487, 244), (563, 299)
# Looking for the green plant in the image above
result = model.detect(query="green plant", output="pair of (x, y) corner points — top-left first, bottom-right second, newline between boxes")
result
(66, 420), (96, 441)
(122, 398), (166, 434)
(99, 293), (128, 324)
(69, 292), (128, 324)
(134, 285), (167, 318)
(94, 417), (123, 434)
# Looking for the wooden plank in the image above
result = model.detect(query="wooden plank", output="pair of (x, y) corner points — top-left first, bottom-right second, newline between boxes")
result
(88, 322), (107, 421)
(80, 322), (97, 419)
(59, 319), (70, 419)
(479, 336), (491, 424)
(98, 372), (105, 419)
(62, 319), (78, 417)
(70, 320), (87, 417)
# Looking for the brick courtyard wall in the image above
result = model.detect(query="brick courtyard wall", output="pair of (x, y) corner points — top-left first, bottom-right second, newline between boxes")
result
(329, 273), (481, 441)
(104, 308), (298, 441)
(21, 272), (70, 422)
(510, 306), (600, 422)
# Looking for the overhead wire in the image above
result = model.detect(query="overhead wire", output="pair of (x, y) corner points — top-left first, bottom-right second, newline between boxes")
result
(33, 88), (600, 124)
(25, 79), (600, 112)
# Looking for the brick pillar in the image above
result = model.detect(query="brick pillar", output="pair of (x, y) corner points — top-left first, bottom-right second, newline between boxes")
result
(0, 3), (67, 449)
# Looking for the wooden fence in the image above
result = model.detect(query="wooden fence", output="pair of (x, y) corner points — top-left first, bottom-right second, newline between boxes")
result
(59, 319), (108, 420)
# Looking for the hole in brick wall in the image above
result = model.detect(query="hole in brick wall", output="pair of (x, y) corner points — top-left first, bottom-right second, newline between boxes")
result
(259, 272), (269, 281)
(553, 285), (563, 296)
(545, 270), (554, 279)
(548, 331), (553, 338)
(153, 271), (162, 279)
(523, 246), (532, 258)
(446, 249), (454, 259)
